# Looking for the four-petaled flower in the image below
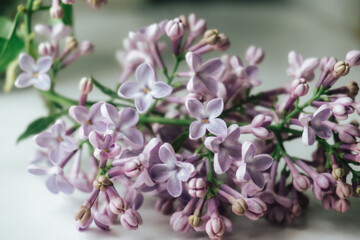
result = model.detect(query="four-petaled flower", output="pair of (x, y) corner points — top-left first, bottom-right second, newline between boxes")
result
(205, 124), (242, 174)
(101, 103), (144, 147)
(69, 101), (107, 139)
(15, 53), (52, 91)
(236, 141), (273, 190)
(185, 51), (223, 94)
(89, 131), (121, 161)
(286, 51), (319, 81)
(35, 120), (77, 164)
(186, 97), (227, 139)
(118, 62), (172, 113)
(299, 105), (332, 146)
(150, 143), (195, 197)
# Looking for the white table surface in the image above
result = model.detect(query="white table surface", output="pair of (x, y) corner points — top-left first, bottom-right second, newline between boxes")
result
(1, 0), (360, 239)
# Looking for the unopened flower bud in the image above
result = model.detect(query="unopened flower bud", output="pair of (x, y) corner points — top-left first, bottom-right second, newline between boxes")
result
(17, 4), (26, 13)
(345, 50), (360, 66)
(216, 33), (230, 51)
(79, 77), (93, 94)
(109, 196), (127, 214)
(178, 14), (188, 28)
(75, 205), (91, 224)
(120, 208), (143, 230)
(320, 56), (337, 72)
(331, 168), (344, 181)
(123, 159), (144, 178)
(291, 78), (309, 97)
(204, 29), (220, 45)
(346, 81), (359, 99)
(38, 42), (56, 57)
(93, 175), (110, 191)
(334, 61), (349, 76)
(336, 182), (353, 199)
(79, 41), (94, 56)
(245, 45), (265, 65)
(206, 215), (226, 240)
(50, 4), (64, 19)
(291, 202), (301, 217)
(334, 199), (350, 213)
(293, 175), (311, 192)
(188, 214), (201, 227)
(231, 198), (248, 216)
(188, 178), (206, 198)
(165, 18), (185, 40)
(65, 36), (78, 51)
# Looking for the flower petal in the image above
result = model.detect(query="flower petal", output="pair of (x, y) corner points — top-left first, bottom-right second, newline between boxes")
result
(167, 174), (182, 197)
(242, 141), (256, 163)
(236, 162), (247, 181)
(19, 53), (35, 72)
(119, 107), (139, 128)
(176, 162), (195, 181)
(186, 98), (205, 120)
(149, 82), (172, 98)
(69, 106), (89, 124)
(207, 118), (227, 136)
(199, 58), (223, 76)
(35, 132), (57, 148)
(135, 94), (154, 113)
(313, 105), (331, 121)
(45, 174), (59, 194)
(199, 75), (218, 94)
(57, 175), (74, 194)
(186, 51), (202, 71)
(189, 120), (206, 139)
(122, 127), (144, 147)
(49, 146), (65, 164)
(206, 98), (224, 119)
(136, 62), (156, 85)
(28, 164), (50, 175)
(300, 57), (319, 75)
(249, 154), (273, 171)
(14, 73), (33, 88)
(302, 126), (315, 146)
(101, 103), (120, 125)
(214, 149), (231, 174)
(36, 56), (52, 73)
(149, 164), (172, 182)
(118, 81), (143, 99)
(159, 143), (177, 166)
(32, 74), (51, 91)
(249, 170), (265, 189)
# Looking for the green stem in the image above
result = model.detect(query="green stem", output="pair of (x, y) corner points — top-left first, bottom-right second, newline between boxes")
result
(24, 0), (35, 55)
(138, 116), (192, 126)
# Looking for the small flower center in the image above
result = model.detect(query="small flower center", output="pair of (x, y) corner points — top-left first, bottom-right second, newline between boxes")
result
(86, 119), (92, 125)
(57, 136), (62, 142)
(33, 72), (39, 77)
(202, 118), (209, 124)
(194, 72), (199, 77)
(144, 88), (150, 94)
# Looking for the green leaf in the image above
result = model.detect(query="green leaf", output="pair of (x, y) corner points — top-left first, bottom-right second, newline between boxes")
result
(17, 110), (68, 143)
(92, 77), (120, 99)
(61, 3), (73, 26)
(0, 17), (13, 38)
(0, 13), (25, 73)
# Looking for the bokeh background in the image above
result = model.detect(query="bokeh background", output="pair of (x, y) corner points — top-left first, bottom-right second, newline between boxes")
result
(1, 0), (360, 239)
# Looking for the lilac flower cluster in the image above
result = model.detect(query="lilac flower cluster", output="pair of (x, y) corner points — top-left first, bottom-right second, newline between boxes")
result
(14, 8), (360, 240)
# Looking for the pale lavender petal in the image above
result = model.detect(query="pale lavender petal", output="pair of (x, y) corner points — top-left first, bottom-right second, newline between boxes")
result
(186, 98), (205, 120)
(33, 74), (51, 91)
(207, 118), (227, 136)
(45, 175), (59, 194)
(206, 98), (224, 119)
(118, 81), (144, 99)
(249, 170), (265, 189)
(187, 76), (203, 92)
(199, 75), (218, 94)
(313, 105), (331, 121)
(236, 162), (247, 181)
(204, 136), (221, 153)
(186, 51), (202, 71)
(14, 73), (33, 88)
(176, 162), (195, 181)
(36, 56), (52, 73)
(101, 103), (120, 125)
(299, 113), (312, 127)
(300, 58), (319, 74)
(249, 155), (273, 171)
(159, 143), (177, 166)
(19, 53), (35, 72)
(50, 146), (64, 164)
(89, 101), (105, 121)
(136, 62), (156, 85)
(288, 51), (302, 69)
(57, 175), (74, 194)
(214, 149), (231, 174)
(135, 94), (154, 113)
(242, 141), (256, 163)
(150, 164), (172, 182)
(89, 131), (102, 149)
(189, 120), (206, 139)
(69, 106), (88, 124)
(51, 120), (66, 137)
(122, 128), (144, 147)
(302, 126), (315, 146)
(149, 82), (172, 98)
(199, 58), (223, 76)
(119, 107), (139, 129)
(35, 132), (57, 148)
(52, 22), (71, 41)
(312, 124), (332, 139)
(34, 24), (52, 37)
(61, 137), (78, 152)
(167, 174), (182, 197)
(28, 164), (50, 175)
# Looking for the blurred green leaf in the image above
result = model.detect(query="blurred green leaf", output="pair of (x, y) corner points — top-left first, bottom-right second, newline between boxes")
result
(17, 110), (68, 143)
(61, 3), (73, 26)
(0, 17), (13, 38)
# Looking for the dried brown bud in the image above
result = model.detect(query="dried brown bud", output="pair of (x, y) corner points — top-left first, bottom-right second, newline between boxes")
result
(334, 61), (349, 76)
(65, 36), (78, 51)
(178, 14), (188, 28)
(75, 206), (91, 224)
(331, 168), (344, 181)
(346, 81), (359, 99)
(204, 29), (220, 45)
(188, 214), (202, 227)
(231, 198), (248, 216)
(93, 175), (110, 191)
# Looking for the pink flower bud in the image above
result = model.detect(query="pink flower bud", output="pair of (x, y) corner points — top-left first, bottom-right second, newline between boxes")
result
(50, 0), (64, 19)
(291, 78), (309, 97)
(322, 194), (335, 210)
(170, 211), (189, 232)
(205, 215), (226, 240)
(215, 33), (230, 52)
(330, 97), (354, 120)
(79, 77), (93, 94)
(320, 56), (337, 72)
(38, 42), (56, 57)
(293, 175), (311, 192)
(120, 208), (143, 230)
(334, 61), (349, 76)
(188, 178), (206, 198)
(334, 199), (350, 213)
(165, 18), (185, 40)
(79, 41), (94, 56)
(109, 196), (127, 214)
(245, 45), (265, 65)
(336, 182), (353, 199)
(338, 124), (360, 144)
(345, 49), (360, 66)
(123, 159), (144, 178)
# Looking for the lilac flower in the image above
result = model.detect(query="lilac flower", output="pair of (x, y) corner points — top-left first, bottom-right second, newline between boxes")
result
(205, 124), (242, 174)
(14, 53), (52, 91)
(129, 21), (167, 42)
(35, 120), (77, 164)
(28, 162), (74, 194)
(89, 131), (121, 161)
(245, 45), (264, 65)
(239, 114), (273, 139)
(299, 105), (332, 146)
(118, 63), (172, 113)
(236, 141), (273, 190)
(329, 97), (354, 120)
(35, 22), (71, 43)
(287, 51), (319, 81)
(186, 98), (227, 139)
(69, 101), (107, 139)
(183, 51), (223, 94)
(346, 49), (360, 66)
(101, 103), (144, 147)
(150, 143), (195, 197)
(120, 208), (143, 230)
